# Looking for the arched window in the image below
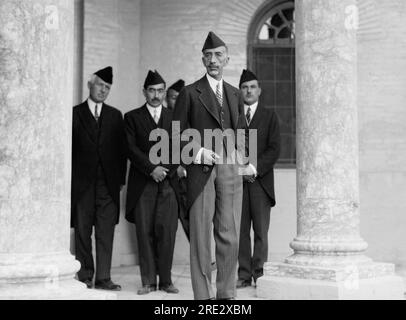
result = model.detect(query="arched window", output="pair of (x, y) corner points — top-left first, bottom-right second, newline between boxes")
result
(248, 0), (295, 168)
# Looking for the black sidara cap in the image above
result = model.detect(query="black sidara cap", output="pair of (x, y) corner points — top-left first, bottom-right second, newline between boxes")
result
(144, 70), (166, 89)
(239, 69), (258, 88)
(94, 66), (113, 84)
(168, 79), (185, 93)
(202, 31), (226, 51)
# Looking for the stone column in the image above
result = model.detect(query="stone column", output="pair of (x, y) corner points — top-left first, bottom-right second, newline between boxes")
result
(0, 0), (112, 299)
(256, 0), (404, 299)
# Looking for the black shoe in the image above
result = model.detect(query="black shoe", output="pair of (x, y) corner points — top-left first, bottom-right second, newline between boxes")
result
(80, 279), (93, 289)
(236, 279), (252, 288)
(253, 270), (264, 286)
(137, 284), (157, 295)
(159, 283), (179, 294)
(95, 279), (121, 291)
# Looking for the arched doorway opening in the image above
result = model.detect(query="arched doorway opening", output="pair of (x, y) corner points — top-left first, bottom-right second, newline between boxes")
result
(248, 0), (296, 168)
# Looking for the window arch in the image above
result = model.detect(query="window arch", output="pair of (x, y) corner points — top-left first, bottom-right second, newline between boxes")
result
(248, 0), (296, 168)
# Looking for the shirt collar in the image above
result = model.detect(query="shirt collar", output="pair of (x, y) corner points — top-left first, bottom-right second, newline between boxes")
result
(206, 73), (223, 93)
(146, 103), (162, 118)
(244, 101), (258, 116)
(87, 98), (103, 115)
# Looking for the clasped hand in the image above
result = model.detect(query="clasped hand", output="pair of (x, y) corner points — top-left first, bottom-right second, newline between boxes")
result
(201, 148), (220, 165)
(151, 166), (169, 183)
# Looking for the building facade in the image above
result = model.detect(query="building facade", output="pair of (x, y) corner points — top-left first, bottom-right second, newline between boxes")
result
(1, 0), (406, 299)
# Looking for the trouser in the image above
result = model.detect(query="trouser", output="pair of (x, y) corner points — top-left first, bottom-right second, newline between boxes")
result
(238, 180), (271, 282)
(133, 179), (178, 287)
(189, 163), (242, 300)
(74, 166), (117, 282)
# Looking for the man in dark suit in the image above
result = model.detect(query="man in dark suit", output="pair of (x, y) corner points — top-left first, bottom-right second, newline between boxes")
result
(236, 69), (281, 288)
(166, 79), (190, 240)
(172, 32), (248, 300)
(124, 70), (179, 295)
(71, 66), (127, 290)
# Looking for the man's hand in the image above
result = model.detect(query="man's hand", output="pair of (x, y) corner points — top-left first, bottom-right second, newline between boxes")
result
(200, 148), (220, 165)
(243, 175), (255, 183)
(177, 165), (187, 179)
(151, 166), (169, 183)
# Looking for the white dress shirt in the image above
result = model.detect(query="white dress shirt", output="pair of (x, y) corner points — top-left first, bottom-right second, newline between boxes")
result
(206, 73), (223, 96)
(194, 75), (225, 164)
(244, 101), (259, 176)
(87, 98), (103, 118)
(146, 103), (162, 123)
(244, 101), (258, 125)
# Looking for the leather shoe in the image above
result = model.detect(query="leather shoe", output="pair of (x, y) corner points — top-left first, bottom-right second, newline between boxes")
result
(137, 284), (157, 295)
(236, 279), (252, 288)
(95, 279), (121, 291)
(80, 279), (93, 289)
(159, 283), (179, 294)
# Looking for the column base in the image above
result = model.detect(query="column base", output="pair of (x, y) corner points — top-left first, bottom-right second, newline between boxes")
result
(0, 279), (116, 300)
(256, 261), (405, 300)
(0, 251), (116, 300)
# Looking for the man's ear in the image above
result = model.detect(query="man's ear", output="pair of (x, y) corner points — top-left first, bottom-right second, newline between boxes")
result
(87, 81), (91, 90)
(258, 87), (262, 97)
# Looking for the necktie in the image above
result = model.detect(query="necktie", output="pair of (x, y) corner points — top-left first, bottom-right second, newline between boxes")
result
(246, 106), (251, 125)
(94, 104), (99, 122)
(153, 109), (159, 124)
(215, 82), (223, 106)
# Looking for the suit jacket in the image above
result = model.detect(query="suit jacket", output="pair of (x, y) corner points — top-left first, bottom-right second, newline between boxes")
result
(71, 101), (127, 227)
(172, 75), (246, 210)
(247, 103), (281, 207)
(124, 104), (177, 223)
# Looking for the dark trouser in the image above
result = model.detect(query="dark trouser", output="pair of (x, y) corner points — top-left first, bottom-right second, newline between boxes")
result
(133, 179), (178, 287)
(174, 177), (190, 241)
(238, 180), (271, 282)
(74, 166), (118, 282)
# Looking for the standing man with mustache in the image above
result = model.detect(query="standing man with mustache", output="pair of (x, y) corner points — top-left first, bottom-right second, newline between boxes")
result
(71, 66), (127, 290)
(173, 32), (250, 300)
(237, 69), (280, 289)
(125, 70), (179, 295)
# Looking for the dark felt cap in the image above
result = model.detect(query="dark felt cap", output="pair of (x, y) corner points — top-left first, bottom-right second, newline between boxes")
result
(239, 69), (258, 88)
(202, 31), (226, 51)
(144, 70), (166, 89)
(168, 79), (185, 93)
(94, 66), (113, 84)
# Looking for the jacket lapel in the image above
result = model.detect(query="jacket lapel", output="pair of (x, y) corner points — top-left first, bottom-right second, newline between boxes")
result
(77, 102), (97, 144)
(196, 76), (221, 126)
(161, 107), (171, 132)
(248, 103), (264, 129)
(97, 103), (109, 145)
(140, 104), (157, 132)
(223, 81), (239, 129)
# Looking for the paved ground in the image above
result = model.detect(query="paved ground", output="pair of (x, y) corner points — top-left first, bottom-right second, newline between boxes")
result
(99, 265), (263, 300)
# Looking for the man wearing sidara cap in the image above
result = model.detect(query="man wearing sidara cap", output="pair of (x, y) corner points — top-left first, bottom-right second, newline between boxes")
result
(124, 70), (179, 295)
(237, 69), (280, 289)
(71, 66), (127, 291)
(172, 31), (248, 300)
(166, 79), (185, 111)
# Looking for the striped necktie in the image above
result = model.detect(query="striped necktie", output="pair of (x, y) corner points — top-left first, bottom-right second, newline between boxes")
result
(246, 106), (251, 125)
(215, 82), (223, 106)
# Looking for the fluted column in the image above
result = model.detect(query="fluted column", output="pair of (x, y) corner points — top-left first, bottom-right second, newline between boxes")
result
(0, 0), (112, 299)
(256, 0), (403, 299)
